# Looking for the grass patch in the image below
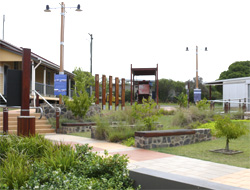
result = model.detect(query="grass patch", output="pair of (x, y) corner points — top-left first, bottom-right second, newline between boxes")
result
(68, 131), (91, 138)
(153, 123), (250, 168)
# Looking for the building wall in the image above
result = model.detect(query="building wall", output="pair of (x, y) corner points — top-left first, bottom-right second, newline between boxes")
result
(223, 81), (246, 107)
(0, 49), (22, 62)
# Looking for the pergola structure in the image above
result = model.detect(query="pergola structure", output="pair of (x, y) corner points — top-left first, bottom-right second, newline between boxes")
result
(130, 64), (159, 106)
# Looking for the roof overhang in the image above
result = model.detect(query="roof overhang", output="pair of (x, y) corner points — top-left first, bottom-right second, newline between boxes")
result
(132, 68), (157, 76)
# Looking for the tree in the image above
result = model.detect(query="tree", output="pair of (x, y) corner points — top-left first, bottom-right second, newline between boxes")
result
(176, 92), (188, 108)
(63, 68), (94, 118)
(158, 79), (185, 102)
(219, 61), (250, 80)
(214, 115), (249, 151)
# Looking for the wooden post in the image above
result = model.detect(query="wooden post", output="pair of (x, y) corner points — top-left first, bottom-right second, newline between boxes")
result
(56, 109), (60, 133)
(17, 116), (35, 137)
(3, 107), (8, 134)
(21, 48), (31, 116)
(239, 99), (241, 111)
(228, 99), (230, 113)
(18, 48), (35, 136)
(95, 74), (99, 104)
(115, 77), (119, 111)
(109, 76), (112, 110)
(102, 75), (106, 110)
(121, 78), (125, 110)
(243, 98), (246, 112)
(210, 101), (214, 111)
(224, 102), (229, 114)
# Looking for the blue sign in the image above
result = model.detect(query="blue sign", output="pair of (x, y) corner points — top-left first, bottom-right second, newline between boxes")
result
(194, 89), (201, 102)
(54, 74), (67, 96)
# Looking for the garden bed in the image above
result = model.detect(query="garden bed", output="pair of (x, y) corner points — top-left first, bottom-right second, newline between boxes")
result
(209, 149), (243, 155)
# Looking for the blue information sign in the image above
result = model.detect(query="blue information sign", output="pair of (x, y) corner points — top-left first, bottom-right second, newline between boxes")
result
(194, 89), (201, 102)
(54, 74), (67, 96)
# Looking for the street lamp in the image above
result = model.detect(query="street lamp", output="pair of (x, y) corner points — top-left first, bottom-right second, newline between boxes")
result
(44, 2), (81, 104)
(186, 46), (207, 102)
(44, 2), (82, 75)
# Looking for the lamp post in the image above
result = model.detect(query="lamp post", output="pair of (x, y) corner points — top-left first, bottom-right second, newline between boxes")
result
(186, 46), (207, 102)
(44, 2), (82, 103)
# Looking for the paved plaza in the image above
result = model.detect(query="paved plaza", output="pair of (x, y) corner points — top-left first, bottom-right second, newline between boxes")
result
(45, 134), (250, 190)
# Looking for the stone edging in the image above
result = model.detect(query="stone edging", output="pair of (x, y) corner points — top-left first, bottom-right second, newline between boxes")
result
(135, 129), (211, 149)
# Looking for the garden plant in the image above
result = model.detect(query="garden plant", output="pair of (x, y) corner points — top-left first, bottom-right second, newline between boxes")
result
(0, 135), (138, 189)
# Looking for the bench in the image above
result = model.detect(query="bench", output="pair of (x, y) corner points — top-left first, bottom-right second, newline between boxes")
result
(135, 129), (211, 149)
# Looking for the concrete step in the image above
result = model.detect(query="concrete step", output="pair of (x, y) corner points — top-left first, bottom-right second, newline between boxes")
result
(8, 129), (56, 135)
(0, 124), (53, 130)
(0, 119), (49, 125)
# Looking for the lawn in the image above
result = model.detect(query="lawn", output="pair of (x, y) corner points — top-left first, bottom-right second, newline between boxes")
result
(68, 131), (91, 138)
(153, 123), (250, 168)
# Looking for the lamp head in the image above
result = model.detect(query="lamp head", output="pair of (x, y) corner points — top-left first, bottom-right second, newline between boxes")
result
(44, 5), (51, 12)
(76, 4), (82, 11)
(205, 47), (208, 51)
(186, 47), (189, 51)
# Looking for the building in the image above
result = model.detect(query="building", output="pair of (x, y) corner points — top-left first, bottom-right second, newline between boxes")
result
(205, 77), (250, 111)
(0, 39), (74, 103)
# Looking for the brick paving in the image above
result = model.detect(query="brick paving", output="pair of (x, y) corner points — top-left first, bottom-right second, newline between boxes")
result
(45, 134), (250, 190)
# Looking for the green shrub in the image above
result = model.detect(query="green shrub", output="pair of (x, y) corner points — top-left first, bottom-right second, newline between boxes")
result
(175, 92), (188, 108)
(131, 98), (161, 130)
(122, 137), (135, 147)
(198, 122), (216, 136)
(0, 135), (137, 190)
(196, 98), (210, 110)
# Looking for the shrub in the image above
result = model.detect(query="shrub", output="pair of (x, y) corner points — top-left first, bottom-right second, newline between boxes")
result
(63, 68), (94, 118)
(196, 98), (210, 110)
(131, 98), (161, 130)
(214, 115), (249, 151)
(175, 92), (188, 108)
(122, 137), (135, 147)
(0, 135), (137, 189)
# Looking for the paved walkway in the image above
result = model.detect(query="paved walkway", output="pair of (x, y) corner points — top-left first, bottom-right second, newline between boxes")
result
(45, 134), (250, 190)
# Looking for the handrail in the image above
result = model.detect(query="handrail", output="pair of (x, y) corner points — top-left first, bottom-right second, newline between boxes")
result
(0, 93), (7, 103)
(0, 105), (43, 120)
(33, 90), (61, 116)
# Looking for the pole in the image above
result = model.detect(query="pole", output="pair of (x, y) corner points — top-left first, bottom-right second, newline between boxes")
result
(2, 15), (5, 40)
(59, 2), (65, 104)
(60, 2), (65, 74)
(196, 46), (198, 89)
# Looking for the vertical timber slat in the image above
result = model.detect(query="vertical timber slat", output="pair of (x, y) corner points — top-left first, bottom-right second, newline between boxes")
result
(115, 77), (119, 111)
(109, 76), (112, 110)
(121, 78), (125, 110)
(95, 74), (99, 104)
(102, 75), (106, 110)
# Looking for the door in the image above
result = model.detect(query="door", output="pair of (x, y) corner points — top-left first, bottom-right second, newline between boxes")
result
(4, 65), (8, 95)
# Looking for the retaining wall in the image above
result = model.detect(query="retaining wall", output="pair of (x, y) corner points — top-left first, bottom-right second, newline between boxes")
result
(135, 129), (211, 149)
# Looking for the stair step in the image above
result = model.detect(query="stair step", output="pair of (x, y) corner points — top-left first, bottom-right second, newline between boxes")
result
(8, 129), (56, 135)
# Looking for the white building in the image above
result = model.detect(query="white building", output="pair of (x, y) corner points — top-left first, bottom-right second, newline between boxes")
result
(205, 77), (250, 111)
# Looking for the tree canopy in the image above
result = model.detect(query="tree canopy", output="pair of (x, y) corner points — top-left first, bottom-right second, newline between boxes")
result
(219, 61), (250, 80)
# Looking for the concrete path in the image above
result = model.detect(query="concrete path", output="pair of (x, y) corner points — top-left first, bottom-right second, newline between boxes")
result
(45, 134), (250, 190)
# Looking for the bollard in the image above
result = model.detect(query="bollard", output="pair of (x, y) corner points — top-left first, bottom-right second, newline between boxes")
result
(109, 76), (112, 110)
(102, 75), (106, 110)
(3, 107), (8, 134)
(56, 109), (60, 133)
(210, 101), (214, 111)
(115, 77), (119, 111)
(121, 78), (125, 110)
(242, 98), (246, 112)
(224, 102), (229, 114)
(239, 99), (241, 110)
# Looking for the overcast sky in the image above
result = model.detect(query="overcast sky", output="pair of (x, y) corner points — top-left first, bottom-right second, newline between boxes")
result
(1, 0), (250, 83)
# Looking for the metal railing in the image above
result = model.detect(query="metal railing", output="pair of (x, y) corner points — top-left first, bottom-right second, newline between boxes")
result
(33, 90), (61, 115)
(0, 93), (7, 103)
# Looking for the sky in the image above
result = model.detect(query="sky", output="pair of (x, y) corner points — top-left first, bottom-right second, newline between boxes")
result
(1, 0), (250, 83)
